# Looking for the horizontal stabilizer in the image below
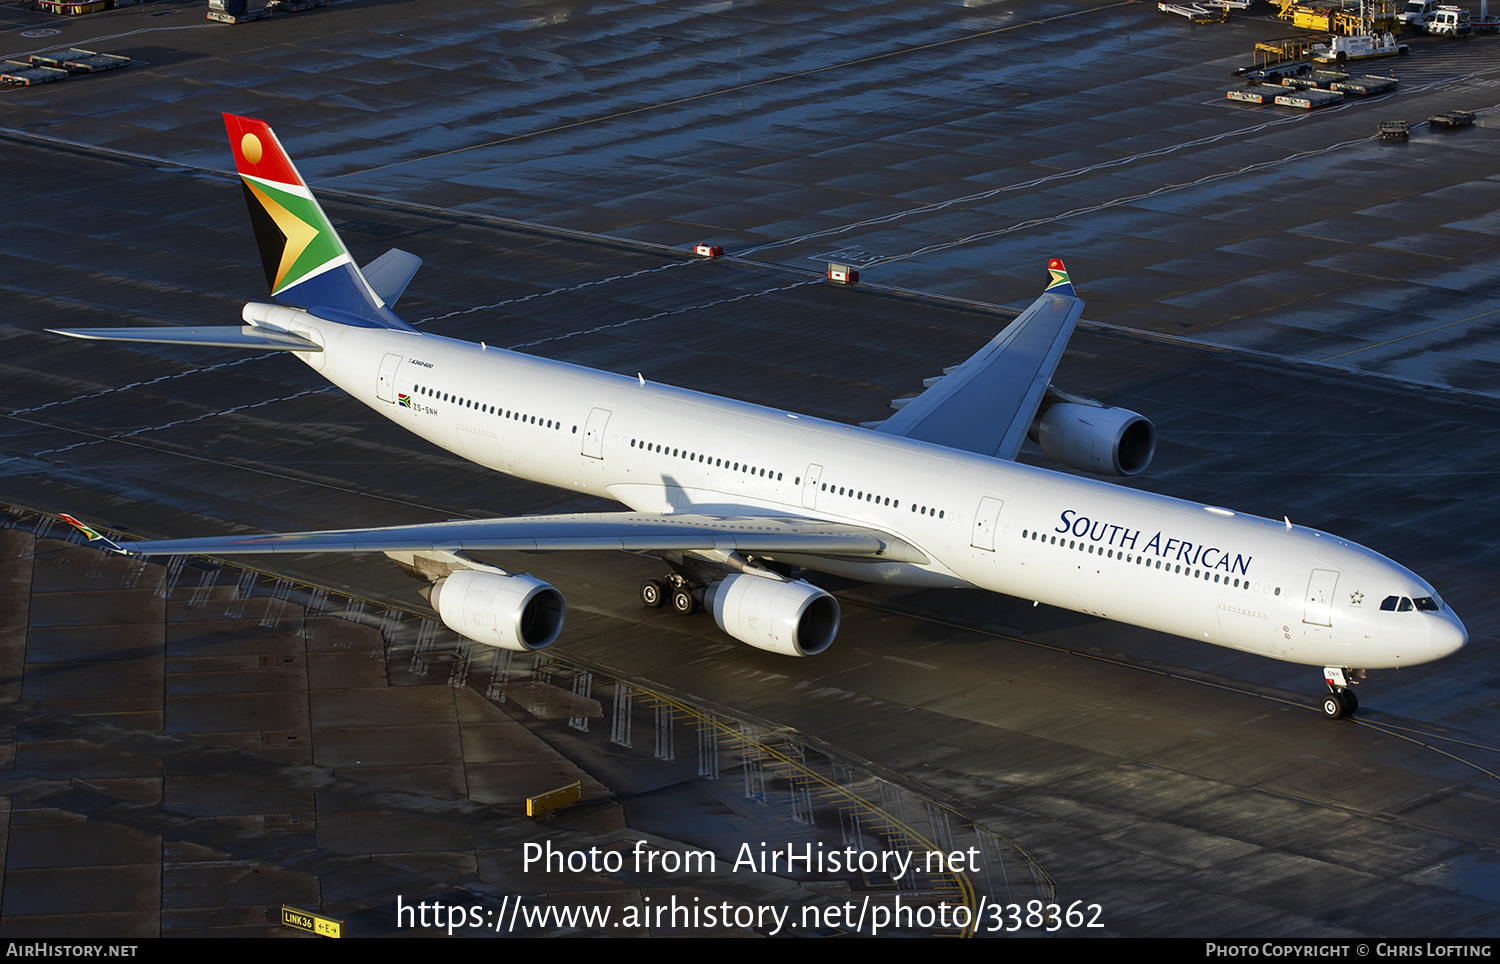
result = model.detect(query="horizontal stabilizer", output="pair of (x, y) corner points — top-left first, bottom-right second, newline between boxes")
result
(361, 249), (422, 307)
(48, 325), (323, 352)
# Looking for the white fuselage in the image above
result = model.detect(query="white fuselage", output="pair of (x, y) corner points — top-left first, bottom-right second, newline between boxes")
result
(260, 306), (1466, 671)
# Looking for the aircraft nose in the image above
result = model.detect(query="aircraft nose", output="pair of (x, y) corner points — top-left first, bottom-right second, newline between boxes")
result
(1429, 611), (1467, 662)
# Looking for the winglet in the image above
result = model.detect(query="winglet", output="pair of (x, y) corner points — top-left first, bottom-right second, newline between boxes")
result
(1044, 258), (1075, 298)
(57, 514), (130, 555)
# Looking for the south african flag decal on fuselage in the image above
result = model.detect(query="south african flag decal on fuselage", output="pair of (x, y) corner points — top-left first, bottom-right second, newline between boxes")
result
(398, 393), (412, 409)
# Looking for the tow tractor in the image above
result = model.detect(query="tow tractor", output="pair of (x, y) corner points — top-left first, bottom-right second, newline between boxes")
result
(1302, 0), (1411, 63)
(1311, 32), (1410, 61)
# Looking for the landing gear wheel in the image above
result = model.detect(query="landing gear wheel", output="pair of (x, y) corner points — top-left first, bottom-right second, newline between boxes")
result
(1341, 688), (1358, 716)
(671, 587), (698, 615)
(640, 579), (665, 608)
(1322, 693), (1345, 720)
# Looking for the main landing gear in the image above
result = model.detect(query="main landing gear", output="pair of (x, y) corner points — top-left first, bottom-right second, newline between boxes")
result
(640, 574), (701, 615)
(1322, 666), (1361, 720)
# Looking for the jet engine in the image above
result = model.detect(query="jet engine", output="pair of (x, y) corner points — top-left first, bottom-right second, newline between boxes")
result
(429, 569), (566, 651)
(704, 574), (840, 657)
(1030, 400), (1156, 477)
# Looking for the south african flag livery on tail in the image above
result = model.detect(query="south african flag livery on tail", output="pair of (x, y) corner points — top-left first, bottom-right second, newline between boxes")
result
(1044, 258), (1075, 298)
(223, 113), (414, 331)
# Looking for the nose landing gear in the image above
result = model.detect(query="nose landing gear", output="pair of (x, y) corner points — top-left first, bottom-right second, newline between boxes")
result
(1322, 666), (1361, 720)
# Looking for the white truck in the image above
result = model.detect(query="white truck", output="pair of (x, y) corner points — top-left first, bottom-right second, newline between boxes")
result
(1398, 0), (1440, 27)
(1427, 5), (1474, 35)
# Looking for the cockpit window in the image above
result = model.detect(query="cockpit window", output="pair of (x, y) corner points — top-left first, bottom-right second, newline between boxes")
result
(1382, 594), (1443, 612)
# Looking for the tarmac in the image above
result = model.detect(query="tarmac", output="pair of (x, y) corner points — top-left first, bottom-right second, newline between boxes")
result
(0, 0), (1497, 939)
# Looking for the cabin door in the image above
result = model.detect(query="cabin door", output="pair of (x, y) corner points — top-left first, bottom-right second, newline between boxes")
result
(801, 464), (823, 509)
(581, 407), (611, 459)
(375, 353), (403, 403)
(970, 497), (1005, 551)
(1303, 569), (1340, 627)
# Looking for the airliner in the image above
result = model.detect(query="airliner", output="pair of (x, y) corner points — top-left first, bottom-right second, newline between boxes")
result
(53, 114), (1466, 721)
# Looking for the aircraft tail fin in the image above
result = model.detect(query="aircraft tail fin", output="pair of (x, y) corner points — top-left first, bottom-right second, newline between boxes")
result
(222, 113), (416, 331)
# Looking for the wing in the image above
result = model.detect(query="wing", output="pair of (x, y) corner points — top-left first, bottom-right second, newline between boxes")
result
(875, 258), (1083, 461)
(71, 512), (929, 564)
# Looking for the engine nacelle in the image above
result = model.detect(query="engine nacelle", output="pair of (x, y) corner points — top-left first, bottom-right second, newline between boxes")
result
(704, 574), (839, 657)
(1031, 401), (1156, 477)
(429, 569), (566, 651)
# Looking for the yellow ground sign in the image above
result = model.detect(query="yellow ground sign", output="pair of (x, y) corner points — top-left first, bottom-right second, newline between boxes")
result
(527, 781), (581, 817)
(282, 905), (343, 938)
